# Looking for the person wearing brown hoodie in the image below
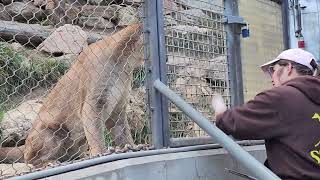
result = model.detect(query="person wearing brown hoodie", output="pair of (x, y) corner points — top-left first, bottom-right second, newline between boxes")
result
(211, 48), (320, 180)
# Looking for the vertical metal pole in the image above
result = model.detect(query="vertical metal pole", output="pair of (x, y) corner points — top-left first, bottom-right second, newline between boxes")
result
(225, 0), (244, 106)
(282, 0), (290, 49)
(145, 0), (169, 148)
(294, 0), (302, 36)
(157, 0), (170, 148)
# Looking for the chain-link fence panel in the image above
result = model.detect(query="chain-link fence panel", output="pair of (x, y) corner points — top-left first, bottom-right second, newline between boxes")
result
(0, 0), (151, 178)
(164, 0), (231, 139)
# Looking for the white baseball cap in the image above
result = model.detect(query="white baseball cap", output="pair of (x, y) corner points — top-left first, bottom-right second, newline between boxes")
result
(260, 48), (317, 73)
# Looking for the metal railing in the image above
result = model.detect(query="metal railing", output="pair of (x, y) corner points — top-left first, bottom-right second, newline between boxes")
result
(153, 79), (280, 180)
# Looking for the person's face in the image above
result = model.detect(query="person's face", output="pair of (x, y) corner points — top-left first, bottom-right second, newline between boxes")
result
(267, 63), (292, 87)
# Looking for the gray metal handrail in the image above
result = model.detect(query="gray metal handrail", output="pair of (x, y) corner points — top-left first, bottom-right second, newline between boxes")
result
(153, 79), (281, 180)
(11, 141), (265, 180)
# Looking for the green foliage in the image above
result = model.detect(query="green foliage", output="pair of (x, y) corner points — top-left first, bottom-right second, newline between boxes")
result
(0, 43), (27, 103)
(0, 42), (68, 106)
(0, 106), (4, 140)
(0, 110), (3, 123)
(104, 130), (114, 146)
(132, 66), (145, 88)
(131, 115), (150, 144)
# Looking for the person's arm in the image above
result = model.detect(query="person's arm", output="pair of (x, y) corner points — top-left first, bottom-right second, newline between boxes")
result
(213, 90), (286, 140)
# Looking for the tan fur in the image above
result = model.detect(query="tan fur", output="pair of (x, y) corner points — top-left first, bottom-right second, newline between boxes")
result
(1, 24), (144, 167)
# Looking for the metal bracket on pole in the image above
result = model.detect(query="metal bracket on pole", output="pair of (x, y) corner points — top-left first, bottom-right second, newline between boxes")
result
(223, 15), (248, 35)
(223, 15), (246, 25)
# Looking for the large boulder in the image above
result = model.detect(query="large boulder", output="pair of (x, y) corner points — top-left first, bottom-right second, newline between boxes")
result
(1, 2), (46, 23)
(37, 24), (88, 55)
(0, 100), (43, 147)
(124, 0), (143, 3)
(64, 4), (81, 24)
(117, 6), (140, 26)
(0, 163), (33, 178)
(0, 4), (11, 21)
(88, 0), (116, 5)
(79, 4), (121, 20)
(78, 16), (115, 30)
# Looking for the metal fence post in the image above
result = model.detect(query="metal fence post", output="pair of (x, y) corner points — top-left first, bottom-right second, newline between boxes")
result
(282, 0), (290, 49)
(225, 0), (244, 106)
(144, 0), (169, 148)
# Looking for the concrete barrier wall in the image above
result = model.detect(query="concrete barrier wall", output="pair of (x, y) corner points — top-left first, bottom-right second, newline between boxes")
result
(239, 0), (284, 101)
(45, 145), (266, 180)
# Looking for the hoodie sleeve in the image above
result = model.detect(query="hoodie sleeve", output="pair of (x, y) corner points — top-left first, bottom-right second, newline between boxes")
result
(216, 89), (286, 140)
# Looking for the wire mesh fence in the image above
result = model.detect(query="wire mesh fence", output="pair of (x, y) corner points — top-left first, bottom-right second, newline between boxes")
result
(163, 0), (231, 139)
(0, 0), (235, 177)
(0, 0), (150, 177)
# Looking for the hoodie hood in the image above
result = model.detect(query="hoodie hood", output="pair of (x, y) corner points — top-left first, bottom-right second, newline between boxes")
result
(284, 76), (320, 104)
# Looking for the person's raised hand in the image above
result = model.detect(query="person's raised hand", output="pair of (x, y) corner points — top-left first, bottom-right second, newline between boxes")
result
(211, 93), (227, 117)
